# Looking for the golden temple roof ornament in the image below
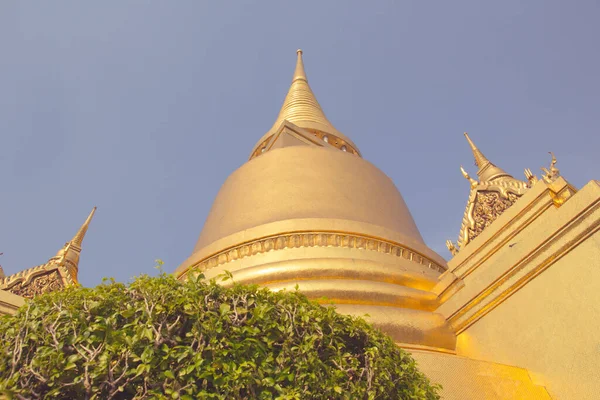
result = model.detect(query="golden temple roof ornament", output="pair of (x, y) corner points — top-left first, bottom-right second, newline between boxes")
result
(51, 206), (97, 283)
(270, 49), (333, 135)
(450, 139), (575, 256)
(71, 206), (96, 247)
(541, 152), (560, 184)
(463, 132), (511, 182)
(460, 166), (478, 189)
(0, 207), (96, 298)
(524, 168), (538, 186)
(446, 240), (459, 256)
(293, 49), (307, 80)
(250, 50), (360, 159)
(464, 132), (489, 169)
(450, 134), (530, 255)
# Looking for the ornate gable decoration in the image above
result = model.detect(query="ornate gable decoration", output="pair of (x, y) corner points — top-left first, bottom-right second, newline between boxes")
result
(446, 134), (562, 256)
(452, 174), (529, 253)
(0, 207), (96, 299)
(0, 260), (75, 299)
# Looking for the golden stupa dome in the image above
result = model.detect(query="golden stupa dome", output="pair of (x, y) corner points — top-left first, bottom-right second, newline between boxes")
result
(176, 51), (454, 351)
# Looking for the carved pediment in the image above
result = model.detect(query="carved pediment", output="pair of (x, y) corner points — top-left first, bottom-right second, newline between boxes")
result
(0, 262), (74, 299)
(456, 181), (528, 250)
(448, 149), (568, 255)
(469, 190), (519, 242)
(445, 134), (541, 256)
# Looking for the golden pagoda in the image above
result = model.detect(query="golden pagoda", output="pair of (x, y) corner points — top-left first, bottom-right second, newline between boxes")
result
(176, 51), (600, 400)
(176, 50), (454, 351)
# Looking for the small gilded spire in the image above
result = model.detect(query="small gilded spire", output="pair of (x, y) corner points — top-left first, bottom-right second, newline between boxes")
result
(52, 207), (97, 283)
(71, 206), (96, 247)
(269, 50), (338, 138)
(464, 132), (491, 169)
(463, 133), (510, 182)
(293, 49), (307, 81)
(252, 50), (361, 159)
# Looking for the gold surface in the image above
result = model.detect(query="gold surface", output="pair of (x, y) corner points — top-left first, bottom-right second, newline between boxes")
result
(178, 52), (453, 350)
(187, 249), (455, 348)
(437, 179), (600, 399)
(51, 206), (97, 283)
(463, 132), (511, 182)
(267, 279), (438, 309)
(177, 51), (599, 398)
(334, 304), (455, 350)
(250, 51), (359, 158)
(270, 50), (332, 133)
(199, 257), (439, 291)
(451, 134), (530, 251)
(190, 146), (432, 256)
(0, 207), (96, 298)
(455, 226), (600, 400)
(410, 351), (552, 400)
(541, 152), (560, 184)
(179, 230), (445, 279)
(0, 290), (25, 316)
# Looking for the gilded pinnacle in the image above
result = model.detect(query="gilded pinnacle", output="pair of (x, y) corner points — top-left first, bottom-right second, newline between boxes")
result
(270, 50), (334, 134)
(252, 50), (361, 158)
(71, 206), (97, 247)
(51, 206), (97, 283)
(293, 48), (307, 81)
(464, 132), (490, 169)
(463, 132), (511, 182)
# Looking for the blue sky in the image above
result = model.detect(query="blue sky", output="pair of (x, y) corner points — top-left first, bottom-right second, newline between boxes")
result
(1, 1), (598, 287)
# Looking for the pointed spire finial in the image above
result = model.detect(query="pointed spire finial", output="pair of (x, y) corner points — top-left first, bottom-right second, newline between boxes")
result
(51, 207), (97, 283)
(252, 50), (361, 159)
(71, 206), (97, 247)
(464, 132), (490, 169)
(269, 50), (334, 134)
(462, 132), (511, 182)
(293, 49), (307, 81)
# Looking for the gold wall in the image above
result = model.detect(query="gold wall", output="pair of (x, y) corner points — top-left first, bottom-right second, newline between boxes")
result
(455, 229), (600, 399)
(410, 350), (551, 399)
(435, 179), (600, 399)
(0, 290), (24, 316)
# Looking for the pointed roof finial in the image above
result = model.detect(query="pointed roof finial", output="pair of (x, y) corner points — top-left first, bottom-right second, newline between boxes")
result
(464, 132), (491, 169)
(463, 133), (510, 182)
(71, 206), (97, 247)
(51, 207), (97, 283)
(252, 50), (360, 157)
(294, 49), (306, 81)
(272, 50), (332, 129)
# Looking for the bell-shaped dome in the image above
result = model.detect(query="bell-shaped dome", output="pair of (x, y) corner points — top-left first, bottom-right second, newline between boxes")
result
(192, 145), (436, 260)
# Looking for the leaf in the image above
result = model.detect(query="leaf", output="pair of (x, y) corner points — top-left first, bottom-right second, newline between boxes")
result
(64, 362), (77, 371)
(0, 273), (441, 399)
(164, 370), (175, 379)
(219, 303), (230, 315)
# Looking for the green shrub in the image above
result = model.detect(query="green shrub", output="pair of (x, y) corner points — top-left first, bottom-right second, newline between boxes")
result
(0, 273), (440, 399)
